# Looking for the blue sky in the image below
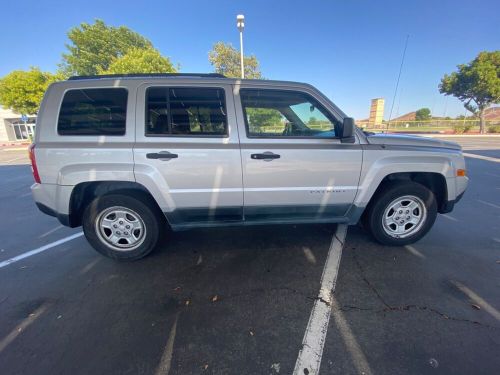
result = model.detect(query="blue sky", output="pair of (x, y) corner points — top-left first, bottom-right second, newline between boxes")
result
(1, 0), (498, 119)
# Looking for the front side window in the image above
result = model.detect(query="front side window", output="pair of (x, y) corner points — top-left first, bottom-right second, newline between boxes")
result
(240, 89), (338, 138)
(146, 87), (227, 136)
(58, 88), (127, 135)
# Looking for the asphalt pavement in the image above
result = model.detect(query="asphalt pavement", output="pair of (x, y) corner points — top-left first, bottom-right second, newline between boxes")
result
(0, 137), (499, 375)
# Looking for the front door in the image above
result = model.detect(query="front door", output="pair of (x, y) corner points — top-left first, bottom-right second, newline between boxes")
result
(134, 83), (243, 227)
(234, 86), (362, 223)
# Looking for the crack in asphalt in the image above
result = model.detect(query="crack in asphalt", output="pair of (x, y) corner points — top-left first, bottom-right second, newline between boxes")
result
(337, 304), (500, 330)
(349, 247), (500, 330)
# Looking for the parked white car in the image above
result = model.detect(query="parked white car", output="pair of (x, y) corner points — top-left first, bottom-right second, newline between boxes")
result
(30, 73), (468, 260)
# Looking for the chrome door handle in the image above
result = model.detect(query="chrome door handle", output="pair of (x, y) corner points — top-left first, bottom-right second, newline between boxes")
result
(146, 151), (178, 161)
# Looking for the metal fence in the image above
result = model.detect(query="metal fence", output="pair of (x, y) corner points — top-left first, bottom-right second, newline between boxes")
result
(356, 119), (500, 133)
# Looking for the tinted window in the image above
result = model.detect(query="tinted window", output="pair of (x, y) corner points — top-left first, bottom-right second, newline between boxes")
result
(240, 89), (338, 138)
(146, 87), (227, 136)
(58, 88), (127, 135)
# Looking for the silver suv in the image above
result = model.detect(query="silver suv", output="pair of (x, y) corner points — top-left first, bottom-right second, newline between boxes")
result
(30, 73), (468, 260)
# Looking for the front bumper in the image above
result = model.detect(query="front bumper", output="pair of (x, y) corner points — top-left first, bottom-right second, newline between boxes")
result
(440, 191), (465, 214)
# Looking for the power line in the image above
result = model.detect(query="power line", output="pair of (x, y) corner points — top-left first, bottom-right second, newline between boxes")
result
(387, 34), (409, 130)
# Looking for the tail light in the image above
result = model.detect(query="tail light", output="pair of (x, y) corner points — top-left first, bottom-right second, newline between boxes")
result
(28, 143), (41, 183)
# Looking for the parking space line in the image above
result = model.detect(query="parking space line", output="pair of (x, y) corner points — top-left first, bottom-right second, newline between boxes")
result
(451, 281), (500, 321)
(0, 232), (83, 269)
(442, 214), (459, 222)
(39, 225), (64, 239)
(405, 245), (426, 259)
(463, 153), (500, 163)
(155, 312), (180, 375)
(0, 301), (50, 353)
(3, 156), (27, 164)
(485, 172), (500, 178)
(476, 199), (500, 210)
(293, 224), (347, 375)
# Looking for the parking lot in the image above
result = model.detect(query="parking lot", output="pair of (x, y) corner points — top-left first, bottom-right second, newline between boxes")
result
(0, 136), (499, 375)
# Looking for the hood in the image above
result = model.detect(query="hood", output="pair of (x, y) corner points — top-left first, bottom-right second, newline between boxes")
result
(366, 133), (461, 150)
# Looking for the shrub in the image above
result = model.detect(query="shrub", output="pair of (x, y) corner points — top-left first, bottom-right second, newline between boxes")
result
(454, 124), (473, 134)
(463, 124), (473, 133)
(488, 125), (500, 133)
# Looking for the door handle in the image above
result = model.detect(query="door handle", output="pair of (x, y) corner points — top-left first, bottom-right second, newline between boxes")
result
(251, 152), (280, 161)
(146, 151), (178, 161)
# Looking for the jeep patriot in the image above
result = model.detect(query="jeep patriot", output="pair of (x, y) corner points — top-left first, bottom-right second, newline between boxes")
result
(30, 73), (468, 260)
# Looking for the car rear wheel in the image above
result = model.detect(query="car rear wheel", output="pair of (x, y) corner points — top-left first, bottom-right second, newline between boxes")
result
(83, 194), (163, 260)
(363, 181), (437, 246)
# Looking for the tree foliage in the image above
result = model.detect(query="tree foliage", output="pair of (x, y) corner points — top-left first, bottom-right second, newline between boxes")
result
(208, 42), (262, 79)
(0, 67), (61, 114)
(439, 51), (500, 133)
(99, 48), (177, 74)
(60, 19), (154, 76)
(415, 108), (431, 121)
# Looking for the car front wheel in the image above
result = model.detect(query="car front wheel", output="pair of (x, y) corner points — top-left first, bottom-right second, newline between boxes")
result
(364, 181), (438, 246)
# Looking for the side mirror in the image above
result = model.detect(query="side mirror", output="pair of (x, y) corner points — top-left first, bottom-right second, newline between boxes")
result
(341, 117), (355, 143)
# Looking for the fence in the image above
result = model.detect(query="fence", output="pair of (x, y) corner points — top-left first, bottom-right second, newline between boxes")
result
(356, 119), (500, 134)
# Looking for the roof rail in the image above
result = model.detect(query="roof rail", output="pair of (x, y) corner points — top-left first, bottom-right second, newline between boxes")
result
(68, 73), (226, 80)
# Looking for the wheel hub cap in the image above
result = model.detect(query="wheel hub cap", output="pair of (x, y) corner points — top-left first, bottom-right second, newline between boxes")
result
(95, 206), (146, 251)
(382, 195), (427, 239)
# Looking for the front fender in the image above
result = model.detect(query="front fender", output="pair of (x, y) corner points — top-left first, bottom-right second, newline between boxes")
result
(355, 152), (455, 207)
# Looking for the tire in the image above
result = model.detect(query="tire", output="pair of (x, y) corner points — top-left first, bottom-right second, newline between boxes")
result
(82, 194), (163, 260)
(363, 181), (437, 246)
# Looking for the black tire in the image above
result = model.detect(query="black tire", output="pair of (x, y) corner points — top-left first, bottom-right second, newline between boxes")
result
(363, 181), (437, 246)
(82, 194), (163, 260)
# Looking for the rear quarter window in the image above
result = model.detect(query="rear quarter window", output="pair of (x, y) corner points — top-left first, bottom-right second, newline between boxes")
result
(57, 88), (128, 136)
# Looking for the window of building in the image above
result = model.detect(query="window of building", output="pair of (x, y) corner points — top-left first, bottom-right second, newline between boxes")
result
(146, 87), (227, 136)
(57, 88), (128, 135)
(240, 89), (338, 138)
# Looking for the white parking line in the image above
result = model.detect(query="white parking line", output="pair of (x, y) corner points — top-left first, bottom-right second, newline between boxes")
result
(155, 312), (180, 375)
(405, 245), (426, 259)
(485, 172), (500, 178)
(293, 224), (347, 375)
(463, 153), (500, 163)
(442, 214), (459, 222)
(476, 199), (500, 210)
(0, 232), (83, 269)
(3, 156), (28, 164)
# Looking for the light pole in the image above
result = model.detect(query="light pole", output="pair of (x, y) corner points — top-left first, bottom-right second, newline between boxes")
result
(236, 14), (245, 79)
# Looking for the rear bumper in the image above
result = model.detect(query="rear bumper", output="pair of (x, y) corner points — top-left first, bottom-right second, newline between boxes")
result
(35, 202), (71, 226)
(31, 183), (73, 227)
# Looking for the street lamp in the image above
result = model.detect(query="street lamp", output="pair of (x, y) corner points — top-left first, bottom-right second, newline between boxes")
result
(236, 14), (245, 79)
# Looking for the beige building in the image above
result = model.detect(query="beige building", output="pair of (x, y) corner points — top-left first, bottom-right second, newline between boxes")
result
(369, 98), (385, 125)
(0, 107), (36, 143)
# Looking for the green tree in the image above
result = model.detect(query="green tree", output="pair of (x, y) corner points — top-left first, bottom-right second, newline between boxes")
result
(208, 42), (262, 79)
(99, 48), (177, 74)
(415, 108), (431, 121)
(60, 19), (154, 76)
(439, 51), (500, 134)
(0, 67), (61, 114)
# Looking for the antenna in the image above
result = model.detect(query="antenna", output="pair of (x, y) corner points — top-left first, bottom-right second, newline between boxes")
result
(387, 34), (410, 132)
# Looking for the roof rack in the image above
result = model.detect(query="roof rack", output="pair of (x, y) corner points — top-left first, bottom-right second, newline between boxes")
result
(68, 73), (226, 80)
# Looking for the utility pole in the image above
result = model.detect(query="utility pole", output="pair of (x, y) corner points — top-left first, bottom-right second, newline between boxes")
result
(237, 15), (245, 79)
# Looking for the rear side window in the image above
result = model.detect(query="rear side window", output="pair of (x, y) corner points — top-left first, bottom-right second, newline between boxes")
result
(146, 87), (227, 136)
(58, 88), (128, 135)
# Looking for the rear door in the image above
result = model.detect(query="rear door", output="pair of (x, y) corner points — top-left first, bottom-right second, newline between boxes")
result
(234, 85), (362, 222)
(134, 82), (243, 227)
